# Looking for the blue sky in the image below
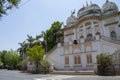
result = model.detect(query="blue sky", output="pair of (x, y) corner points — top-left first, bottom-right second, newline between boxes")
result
(0, 0), (120, 51)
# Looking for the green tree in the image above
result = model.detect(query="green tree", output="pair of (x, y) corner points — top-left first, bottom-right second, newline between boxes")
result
(42, 21), (63, 52)
(33, 34), (42, 46)
(27, 45), (45, 73)
(0, 50), (7, 67)
(17, 41), (28, 59)
(0, 58), (3, 65)
(26, 35), (35, 48)
(4, 49), (20, 69)
(0, 0), (21, 17)
(96, 53), (112, 75)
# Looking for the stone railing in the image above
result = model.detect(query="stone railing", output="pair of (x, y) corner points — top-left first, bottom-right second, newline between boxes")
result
(112, 49), (120, 64)
(101, 35), (120, 45)
(47, 45), (58, 55)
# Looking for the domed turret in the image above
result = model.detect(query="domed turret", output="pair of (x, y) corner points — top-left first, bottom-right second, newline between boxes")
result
(102, 0), (118, 16)
(66, 11), (77, 26)
(77, 3), (101, 19)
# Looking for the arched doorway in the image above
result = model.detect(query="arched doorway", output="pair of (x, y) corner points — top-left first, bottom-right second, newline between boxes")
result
(87, 33), (93, 40)
(111, 31), (117, 39)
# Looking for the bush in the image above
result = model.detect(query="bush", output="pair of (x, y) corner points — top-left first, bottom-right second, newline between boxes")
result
(96, 53), (112, 75)
(40, 59), (50, 74)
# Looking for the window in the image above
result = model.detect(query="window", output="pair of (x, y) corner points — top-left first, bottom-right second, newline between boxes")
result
(93, 22), (98, 24)
(86, 54), (92, 63)
(86, 26), (91, 30)
(74, 55), (81, 64)
(96, 32), (101, 35)
(85, 22), (91, 26)
(65, 56), (69, 65)
(87, 33), (93, 40)
(94, 25), (99, 27)
(80, 25), (83, 28)
(111, 31), (117, 39)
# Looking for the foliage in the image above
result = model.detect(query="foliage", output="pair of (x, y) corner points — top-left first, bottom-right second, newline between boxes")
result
(0, 50), (7, 66)
(0, 59), (3, 69)
(4, 49), (20, 69)
(27, 45), (45, 73)
(41, 58), (50, 70)
(42, 21), (63, 52)
(0, 59), (3, 65)
(96, 53), (112, 75)
(18, 34), (42, 58)
(17, 41), (28, 59)
(0, 0), (21, 17)
(119, 21), (120, 28)
(17, 21), (63, 72)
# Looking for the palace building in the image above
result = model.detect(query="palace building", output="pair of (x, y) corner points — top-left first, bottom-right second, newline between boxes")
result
(47, 0), (120, 71)
(26, 0), (120, 72)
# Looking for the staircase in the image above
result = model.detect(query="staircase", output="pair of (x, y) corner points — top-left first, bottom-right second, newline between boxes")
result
(47, 45), (58, 55)
(111, 50), (120, 75)
(101, 35), (120, 45)
(112, 50), (120, 64)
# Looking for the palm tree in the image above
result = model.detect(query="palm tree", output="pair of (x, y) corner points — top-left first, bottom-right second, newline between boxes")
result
(34, 34), (42, 46)
(26, 35), (35, 48)
(17, 41), (28, 59)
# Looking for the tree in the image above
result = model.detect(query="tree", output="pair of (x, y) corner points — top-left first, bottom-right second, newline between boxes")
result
(0, 0), (21, 17)
(17, 41), (28, 59)
(42, 21), (63, 52)
(96, 53), (112, 75)
(0, 58), (3, 65)
(0, 50), (7, 67)
(27, 45), (45, 73)
(18, 34), (43, 56)
(33, 34), (42, 46)
(4, 49), (20, 69)
(26, 35), (35, 48)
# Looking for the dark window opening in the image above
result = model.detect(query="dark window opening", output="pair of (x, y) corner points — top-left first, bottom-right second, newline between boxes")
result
(111, 31), (117, 39)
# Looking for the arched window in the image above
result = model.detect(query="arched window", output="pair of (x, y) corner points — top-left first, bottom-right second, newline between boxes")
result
(80, 35), (84, 38)
(87, 33), (93, 40)
(111, 31), (117, 39)
(96, 32), (101, 35)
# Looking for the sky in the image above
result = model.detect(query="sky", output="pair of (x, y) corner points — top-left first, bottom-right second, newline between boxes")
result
(0, 0), (120, 51)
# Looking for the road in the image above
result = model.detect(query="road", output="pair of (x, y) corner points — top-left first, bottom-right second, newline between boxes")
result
(0, 70), (120, 80)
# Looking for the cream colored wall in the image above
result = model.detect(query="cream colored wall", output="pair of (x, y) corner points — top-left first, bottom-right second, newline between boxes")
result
(48, 39), (120, 71)
(48, 15), (120, 71)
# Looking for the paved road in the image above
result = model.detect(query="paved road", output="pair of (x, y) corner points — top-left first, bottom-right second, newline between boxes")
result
(0, 70), (120, 80)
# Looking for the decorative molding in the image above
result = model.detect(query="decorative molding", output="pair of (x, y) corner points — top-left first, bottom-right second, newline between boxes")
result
(104, 21), (118, 26)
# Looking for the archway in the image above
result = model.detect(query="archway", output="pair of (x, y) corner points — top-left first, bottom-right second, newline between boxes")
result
(111, 31), (117, 39)
(87, 33), (93, 40)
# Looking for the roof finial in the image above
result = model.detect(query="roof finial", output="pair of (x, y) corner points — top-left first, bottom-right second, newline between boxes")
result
(90, 1), (92, 4)
(71, 9), (75, 17)
(86, 0), (88, 6)
(106, 0), (109, 2)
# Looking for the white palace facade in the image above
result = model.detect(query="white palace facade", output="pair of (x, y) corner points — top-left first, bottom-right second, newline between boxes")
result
(48, 0), (120, 71)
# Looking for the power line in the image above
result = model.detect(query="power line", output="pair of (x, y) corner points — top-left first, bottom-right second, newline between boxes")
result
(1, 0), (32, 20)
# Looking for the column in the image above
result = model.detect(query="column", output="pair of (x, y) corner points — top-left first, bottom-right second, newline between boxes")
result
(91, 21), (95, 37)
(83, 24), (86, 38)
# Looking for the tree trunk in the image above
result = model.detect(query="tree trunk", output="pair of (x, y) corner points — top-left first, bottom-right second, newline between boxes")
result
(36, 63), (39, 73)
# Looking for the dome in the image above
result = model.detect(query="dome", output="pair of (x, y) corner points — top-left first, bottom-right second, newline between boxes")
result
(77, 3), (101, 18)
(102, 0), (118, 15)
(66, 13), (77, 25)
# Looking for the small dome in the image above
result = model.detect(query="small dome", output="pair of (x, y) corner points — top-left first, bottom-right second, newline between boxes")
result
(102, 0), (118, 15)
(77, 7), (86, 18)
(88, 4), (101, 11)
(66, 14), (77, 25)
(77, 3), (101, 18)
